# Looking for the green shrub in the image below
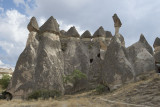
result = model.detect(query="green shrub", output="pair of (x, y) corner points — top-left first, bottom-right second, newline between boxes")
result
(63, 70), (87, 84)
(95, 84), (110, 94)
(0, 74), (11, 89)
(27, 90), (61, 100)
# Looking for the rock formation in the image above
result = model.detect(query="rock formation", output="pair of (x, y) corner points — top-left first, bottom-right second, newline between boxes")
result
(39, 16), (60, 34)
(81, 30), (92, 39)
(27, 17), (39, 32)
(93, 26), (106, 38)
(7, 16), (64, 98)
(65, 26), (80, 38)
(153, 37), (160, 62)
(127, 34), (155, 76)
(102, 35), (134, 90)
(7, 14), (157, 98)
(112, 14), (122, 35)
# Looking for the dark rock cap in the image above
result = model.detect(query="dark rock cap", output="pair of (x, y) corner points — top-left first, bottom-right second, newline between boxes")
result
(93, 26), (106, 37)
(39, 16), (60, 34)
(81, 30), (92, 38)
(139, 34), (147, 43)
(139, 34), (153, 55)
(153, 37), (160, 48)
(105, 31), (113, 38)
(27, 17), (39, 32)
(65, 26), (80, 37)
(60, 30), (66, 36)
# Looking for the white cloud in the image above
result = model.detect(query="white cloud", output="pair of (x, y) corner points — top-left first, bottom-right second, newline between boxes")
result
(58, 20), (84, 35)
(0, 9), (29, 66)
(38, 17), (85, 35)
(25, 0), (160, 47)
(1, 0), (160, 67)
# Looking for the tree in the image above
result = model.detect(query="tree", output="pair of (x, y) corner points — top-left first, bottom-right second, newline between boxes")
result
(0, 74), (11, 89)
(63, 70), (87, 84)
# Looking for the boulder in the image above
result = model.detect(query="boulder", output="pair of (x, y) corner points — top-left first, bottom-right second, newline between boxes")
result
(39, 16), (60, 34)
(65, 26), (80, 37)
(127, 34), (155, 76)
(27, 17), (39, 32)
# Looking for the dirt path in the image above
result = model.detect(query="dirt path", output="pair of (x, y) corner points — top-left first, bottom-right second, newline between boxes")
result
(98, 97), (150, 107)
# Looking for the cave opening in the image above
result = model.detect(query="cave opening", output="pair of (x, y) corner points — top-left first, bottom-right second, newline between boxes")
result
(97, 53), (100, 58)
(90, 59), (93, 63)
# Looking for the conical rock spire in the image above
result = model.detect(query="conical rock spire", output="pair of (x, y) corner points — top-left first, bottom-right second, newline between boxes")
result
(27, 17), (39, 32)
(81, 30), (92, 38)
(93, 26), (106, 37)
(40, 16), (60, 34)
(65, 26), (80, 37)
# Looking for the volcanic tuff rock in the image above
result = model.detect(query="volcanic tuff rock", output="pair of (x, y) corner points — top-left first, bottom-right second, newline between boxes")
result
(7, 16), (64, 98)
(81, 30), (92, 38)
(102, 34), (134, 90)
(65, 26), (80, 37)
(93, 26), (106, 37)
(39, 16), (60, 34)
(153, 37), (160, 48)
(7, 15), (157, 99)
(27, 17), (39, 32)
(105, 31), (113, 38)
(127, 34), (155, 76)
(153, 37), (160, 62)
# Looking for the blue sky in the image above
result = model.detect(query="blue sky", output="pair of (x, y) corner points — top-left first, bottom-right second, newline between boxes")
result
(0, 0), (160, 68)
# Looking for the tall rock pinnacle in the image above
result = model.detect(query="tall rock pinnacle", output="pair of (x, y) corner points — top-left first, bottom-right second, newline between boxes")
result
(27, 17), (39, 32)
(112, 13), (122, 35)
(40, 16), (60, 34)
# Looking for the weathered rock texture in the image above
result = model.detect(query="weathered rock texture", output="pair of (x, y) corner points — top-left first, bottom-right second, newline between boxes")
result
(126, 34), (155, 76)
(153, 37), (160, 62)
(7, 16), (64, 98)
(7, 15), (156, 98)
(27, 17), (39, 32)
(102, 34), (134, 90)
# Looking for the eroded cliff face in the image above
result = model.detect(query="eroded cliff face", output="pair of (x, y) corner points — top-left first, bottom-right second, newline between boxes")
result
(7, 16), (157, 98)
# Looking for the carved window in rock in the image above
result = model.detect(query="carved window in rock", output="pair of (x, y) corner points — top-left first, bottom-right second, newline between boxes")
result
(90, 59), (93, 63)
(97, 53), (100, 58)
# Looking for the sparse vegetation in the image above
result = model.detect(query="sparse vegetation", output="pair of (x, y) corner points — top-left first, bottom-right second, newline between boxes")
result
(95, 84), (110, 94)
(27, 90), (61, 100)
(0, 74), (11, 90)
(63, 70), (87, 84)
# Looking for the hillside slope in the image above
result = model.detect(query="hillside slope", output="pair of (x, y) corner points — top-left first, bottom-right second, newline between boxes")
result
(0, 71), (160, 107)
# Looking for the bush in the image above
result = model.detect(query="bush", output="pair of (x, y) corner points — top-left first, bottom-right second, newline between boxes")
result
(27, 90), (61, 100)
(63, 70), (87, 84)
(95, 84), (110, 94)
(0, 74), (11, 89)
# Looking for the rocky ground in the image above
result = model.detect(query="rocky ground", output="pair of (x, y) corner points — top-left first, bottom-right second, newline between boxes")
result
(0, 71), (160, 107)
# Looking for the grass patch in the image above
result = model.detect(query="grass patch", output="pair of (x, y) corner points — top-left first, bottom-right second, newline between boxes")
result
(27, 90), (61, 100)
